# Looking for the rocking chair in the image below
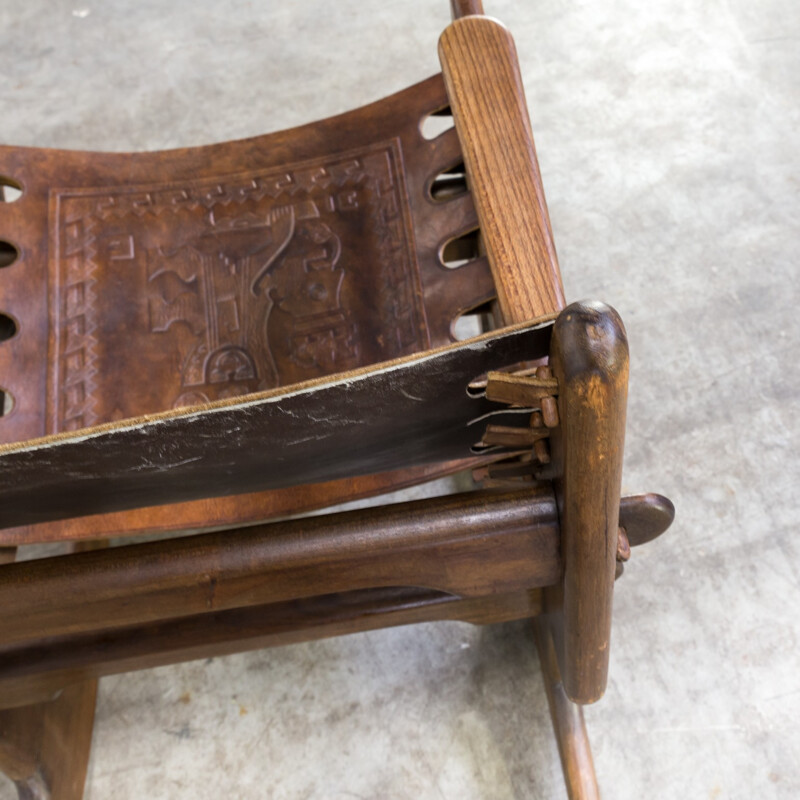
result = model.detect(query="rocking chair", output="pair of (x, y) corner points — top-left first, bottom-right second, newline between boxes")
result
(0, 1), (673, 797)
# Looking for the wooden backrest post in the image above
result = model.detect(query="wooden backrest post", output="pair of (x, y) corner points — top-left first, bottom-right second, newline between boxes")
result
(438, 15), (565, 324)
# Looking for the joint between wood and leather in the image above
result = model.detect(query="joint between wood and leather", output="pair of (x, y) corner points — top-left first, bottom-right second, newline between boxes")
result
(472, 363), (560, 486)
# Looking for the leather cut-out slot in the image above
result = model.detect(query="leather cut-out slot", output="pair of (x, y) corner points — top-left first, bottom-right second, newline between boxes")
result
(0, 314), (17, 342)
(0, 178), (23, 203)
(0, 241), (19, 268)
(420, 106), (455, 140)
(441, 228), (481, 269)
(469, 441), (504, 455)
(452, 299), (496, 342)
(466, 379), (487, 399)
(429, 161), (468, 202)
(0, 389), (14, 417)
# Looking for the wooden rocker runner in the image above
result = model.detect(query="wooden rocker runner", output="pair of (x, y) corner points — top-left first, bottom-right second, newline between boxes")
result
(0, 1), (673, 797)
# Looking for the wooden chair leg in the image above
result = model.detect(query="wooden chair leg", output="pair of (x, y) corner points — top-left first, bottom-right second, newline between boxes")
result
(0, 680), (98, 800)
(0, 545), (99, 800)
(533, 617), (600, 800)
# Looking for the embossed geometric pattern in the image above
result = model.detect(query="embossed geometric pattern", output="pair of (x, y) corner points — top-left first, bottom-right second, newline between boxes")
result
(51, 141), (424, 431)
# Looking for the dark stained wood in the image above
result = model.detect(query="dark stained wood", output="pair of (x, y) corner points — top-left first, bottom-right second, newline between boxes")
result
(0, 588), (543, 711)
(533, 618), (600, 800)
(0, 681), (98, 800)
(0, 488), (560, 646)
(0, 318), (554, 532)
(451, 0), (484, 19)
(0, 543), (99, 800)
(439, 16), (565, 323)
(0, 706), (41, 788)
(616, 527), (631, 562)
(619, 492), (675, 547)
(546, 301), (629, 704)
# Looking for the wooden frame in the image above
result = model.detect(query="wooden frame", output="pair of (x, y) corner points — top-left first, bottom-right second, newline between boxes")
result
(0, 3), (672, 798)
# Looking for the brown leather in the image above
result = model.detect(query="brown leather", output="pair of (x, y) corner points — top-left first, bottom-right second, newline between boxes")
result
(0, 459), (484, 546)
(0, 73), (491, 442)
(0, 73), (497, 539)
(0, 318), (553, 531)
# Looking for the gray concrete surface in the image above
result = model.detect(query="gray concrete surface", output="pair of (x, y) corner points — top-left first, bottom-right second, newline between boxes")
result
(1, 0), (799, 797)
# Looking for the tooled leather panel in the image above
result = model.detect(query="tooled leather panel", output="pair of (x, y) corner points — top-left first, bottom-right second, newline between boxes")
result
(0, 74), (493, 445)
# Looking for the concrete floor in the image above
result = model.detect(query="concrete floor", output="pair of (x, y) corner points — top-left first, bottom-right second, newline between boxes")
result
(1, 0), (799, 797)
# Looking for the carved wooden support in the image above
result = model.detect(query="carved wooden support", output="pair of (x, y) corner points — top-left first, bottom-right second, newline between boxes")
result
(619, 492), (675, 546)
(0, 488), (560, 647)
(0, 544), (99, 800)
(0, 681), (97, 800)
(0, 588), (544, 712)
(546, 300), (629, 704)
(532, 617), (600, 800)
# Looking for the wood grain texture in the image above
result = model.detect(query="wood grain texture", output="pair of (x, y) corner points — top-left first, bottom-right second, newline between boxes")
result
(0, 543), (98, 799)
(439, 16), (565, 323)
(0, 487), (560, 646)
(0, 681), (97, 799)
(547, 301), (629, 703)
(533, 617), (600, 800)
(0, 588), (543, 710)
(451, 0), (484, 19)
